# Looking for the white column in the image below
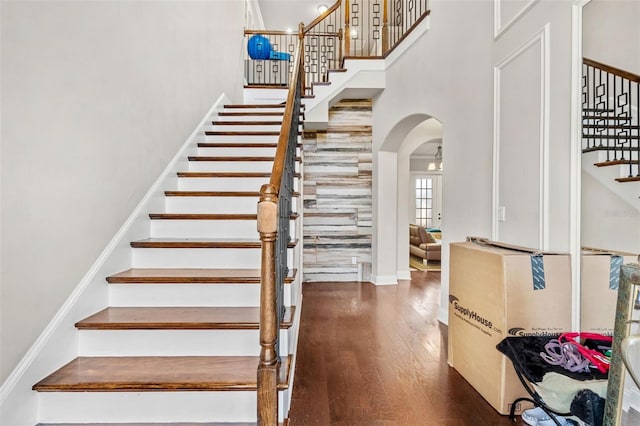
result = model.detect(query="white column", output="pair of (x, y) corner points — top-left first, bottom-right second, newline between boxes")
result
(371, 150), (398, 285)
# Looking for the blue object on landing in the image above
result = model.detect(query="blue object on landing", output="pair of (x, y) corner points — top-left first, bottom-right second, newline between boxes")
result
(247, 34), (272, 60)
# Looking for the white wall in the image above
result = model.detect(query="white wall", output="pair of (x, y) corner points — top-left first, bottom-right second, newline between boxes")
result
(372, 0), (583, 324)
(581, 172), (640, 254)
(372, 0), (495, 291)
(0, 0), (245, 383)
(583, 0), (640, 75)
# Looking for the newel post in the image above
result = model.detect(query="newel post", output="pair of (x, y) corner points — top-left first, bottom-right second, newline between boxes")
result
(257, 183), (279, 426)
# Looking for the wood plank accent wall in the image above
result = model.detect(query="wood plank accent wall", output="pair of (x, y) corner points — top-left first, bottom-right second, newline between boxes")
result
(302, 99), (372, 281)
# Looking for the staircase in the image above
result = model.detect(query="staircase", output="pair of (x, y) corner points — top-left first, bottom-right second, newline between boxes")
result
(581, 57), (640, 210)
(30, 103), (302, 424)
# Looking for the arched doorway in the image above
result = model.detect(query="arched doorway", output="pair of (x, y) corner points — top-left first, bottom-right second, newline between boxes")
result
(372, 114), (444, 282)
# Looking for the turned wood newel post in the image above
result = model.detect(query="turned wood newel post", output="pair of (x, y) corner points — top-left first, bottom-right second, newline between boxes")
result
(257, 183), (279, 426)
(382, 0), (389, 54)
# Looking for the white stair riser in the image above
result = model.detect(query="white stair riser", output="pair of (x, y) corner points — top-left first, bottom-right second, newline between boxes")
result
(223, 107), (285, 113)
(133, 247), (257, 268)
(178, 177), (268, 191)
(150, 218), (298, 239)
(131, 247), (295, 268)
(197, 146), (278, 156)
(188, 161), (274, 173)
(216, 115), (284, 122)
(37, 391), (285, 422)
(78, 329), (290, 357)
(208, 124), (284, 132)
(177, 177), (299, 191)
(205, 134), (281, 143)
(164, 196), (298, 214)
(109, 283), (292, 307)
(165, 196), (259, 214)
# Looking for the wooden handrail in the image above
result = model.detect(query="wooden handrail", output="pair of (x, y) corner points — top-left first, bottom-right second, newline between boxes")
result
(584, 57), (640, 83)
(268, 29), (304, 191)
(381, 10), (431, 59)
(303, 0), (343, 33)
(256, 23), (305, 426)
(245, 29), (293, 36)
(299, 0), (430, 95)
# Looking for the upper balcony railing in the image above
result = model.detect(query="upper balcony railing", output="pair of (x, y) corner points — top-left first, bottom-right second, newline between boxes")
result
(582, 58), (640, 180)
(244, 0), (430, 96)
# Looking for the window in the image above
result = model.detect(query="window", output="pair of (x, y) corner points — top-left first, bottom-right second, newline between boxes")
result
(415, 177), (433, 228)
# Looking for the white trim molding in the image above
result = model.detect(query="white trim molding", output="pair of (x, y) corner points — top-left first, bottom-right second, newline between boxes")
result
(371, 274), (398, 286)
(494, 0), (541, 39)
(492, 24), (550, 248)
(570, 0), (590, 331)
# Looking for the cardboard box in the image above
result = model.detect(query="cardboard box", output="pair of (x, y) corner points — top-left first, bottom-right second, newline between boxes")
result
(448, 239), (572, 415)
(581, 248), (639, 335)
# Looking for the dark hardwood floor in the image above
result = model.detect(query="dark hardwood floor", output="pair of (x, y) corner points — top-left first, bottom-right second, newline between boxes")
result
(288, 270), (522, 425)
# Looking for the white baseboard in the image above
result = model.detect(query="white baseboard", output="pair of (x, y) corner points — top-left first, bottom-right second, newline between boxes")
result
(371, 274), (398, 285)
(397, 269), (412, 281)
(0, 94), (230, 425)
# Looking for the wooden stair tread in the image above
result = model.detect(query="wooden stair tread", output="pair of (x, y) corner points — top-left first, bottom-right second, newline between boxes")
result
(217, 111), (305, 120)
(205, 131), (302, 136)
(594, 160), (636, 167)
(615, 176), (640, 182)
(223, 104), (285, 109)
(311, 82), (331, 86)
(177, 171), (301, 178)
(130, 238), (298, 249)
(148, 213), (299, 220)
(217, 112), (292, 116)
(38, 423), (274, 426)
(187, 156), (301, 162)
(33, 356), (290, 392)
(212, 121), (283, 126)
(76, 306), (294, 330)
(197, 142), (302, 148)
(244, 85), (288, 89)
(106, 268), (297, 284)
(164, 190), (300, 197)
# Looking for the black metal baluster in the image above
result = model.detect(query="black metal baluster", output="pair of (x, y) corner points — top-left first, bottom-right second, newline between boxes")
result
(592, 65), (597, 150)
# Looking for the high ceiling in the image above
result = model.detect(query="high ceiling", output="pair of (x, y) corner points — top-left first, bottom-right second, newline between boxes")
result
(258, 0), (331, 30)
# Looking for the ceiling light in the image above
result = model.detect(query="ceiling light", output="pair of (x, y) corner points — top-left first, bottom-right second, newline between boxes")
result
(427, 145), (443, 171)
(317, 4), (329, 14)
